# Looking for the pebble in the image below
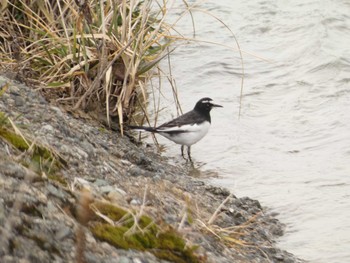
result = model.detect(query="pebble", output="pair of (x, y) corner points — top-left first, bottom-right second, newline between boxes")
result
(14, 96), (24, 107)
(128, 166), (144, 177)
(115, 187), (127, 196)
(47, 184), (66, 200)
(42, 124), (55, 133)
(99, 185), (115, 194)
(46, 200), (58, 214)
(118, 256), (131, 263)
(55, 226), (72, 240)
(74, 146), (89, 160)
(50, 106), (64, 118)
(130, 199), (141, 206)
(81, 141), (95, 158)
(2, 162), (26, 180)
(107, 190), (124, 202)
(93, 179), (109, 187)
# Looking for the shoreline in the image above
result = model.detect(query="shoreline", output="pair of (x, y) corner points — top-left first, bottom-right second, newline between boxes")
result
(0, 75), (304, 262)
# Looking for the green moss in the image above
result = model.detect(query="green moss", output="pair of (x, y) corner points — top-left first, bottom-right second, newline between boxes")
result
(0, 113), (66, 176)
(187, 208), (194, 225)
(0, 127), (29, 151)
(0, 111), (9, 125)
(93, 202), (129, 222)
(90, 203), (201, 263)
(98, 127), (107, 133)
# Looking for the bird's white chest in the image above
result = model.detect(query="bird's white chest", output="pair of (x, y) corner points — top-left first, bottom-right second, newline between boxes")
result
(159, 121), (211, 146)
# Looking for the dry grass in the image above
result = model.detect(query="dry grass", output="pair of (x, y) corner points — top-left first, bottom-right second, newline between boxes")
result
(0, 0), (178, 131)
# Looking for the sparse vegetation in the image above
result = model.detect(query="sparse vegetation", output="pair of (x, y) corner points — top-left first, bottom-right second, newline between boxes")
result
(89, 201), (201, 263)
(0, 0), (176, 131)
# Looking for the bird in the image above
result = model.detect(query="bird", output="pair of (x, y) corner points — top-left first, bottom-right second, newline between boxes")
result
(128, 97), (223, 162)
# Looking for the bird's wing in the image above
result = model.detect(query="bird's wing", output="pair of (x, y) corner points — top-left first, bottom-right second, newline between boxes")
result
(155, 111), (205, 134)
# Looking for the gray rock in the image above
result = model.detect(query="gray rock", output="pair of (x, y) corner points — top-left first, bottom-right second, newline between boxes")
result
(14, 96), (25, 107)
(81, 141), (96, 158)
(94, 179), (109, 187)
(50, 106), (64, 118)
(1, 162), (26, 180)
(41, 124), (55, 133)
(47, 184), (66, 200)
(130, 199), (141, 206)
(128, 166), (143, 177)
(55, 225), (72, 240)
(118, 256), (131, 263)
(99, 185), (114, 194)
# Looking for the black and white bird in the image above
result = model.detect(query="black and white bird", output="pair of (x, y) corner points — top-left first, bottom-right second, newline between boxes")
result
(128, 97), (223, 162)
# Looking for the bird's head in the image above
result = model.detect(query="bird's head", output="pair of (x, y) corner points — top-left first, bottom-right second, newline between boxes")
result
(194, 97), (223, 112)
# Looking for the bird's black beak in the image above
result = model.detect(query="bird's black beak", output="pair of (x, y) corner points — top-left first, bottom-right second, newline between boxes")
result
(211, 103), (223, 108)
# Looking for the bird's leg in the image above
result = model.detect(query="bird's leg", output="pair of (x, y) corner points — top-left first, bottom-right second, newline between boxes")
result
(187, 146), (193, 163)
(181, 145), (186, 160)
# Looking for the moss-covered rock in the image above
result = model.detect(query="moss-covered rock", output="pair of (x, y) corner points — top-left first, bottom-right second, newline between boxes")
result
(0, 112), (66, 176)
(90, 202), (201, 263)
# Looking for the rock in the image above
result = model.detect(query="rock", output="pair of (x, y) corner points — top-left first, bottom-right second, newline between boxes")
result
(130, 199), (141, 206)
(55, 225), (72, 240)
(93, 179), (109, 187)
(50, 106), (64, 118)
(205, 185), (231, 196)
(47, 184), (66, 200)
(99, 185), (114, 194)
(1, 162), (27, 180)
(132, 258), (142, 263)
(81, 141), (96, 158)
(128, 166), (144, 177)
(118, 256), (131, 263)
(41, 124), (55, 133)
(14, 96), (25, 107)
(107, 190), (125, 202)
(115, 187), (127, 196)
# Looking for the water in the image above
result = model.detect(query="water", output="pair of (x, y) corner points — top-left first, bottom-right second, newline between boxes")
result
(144, 0), (350, 262)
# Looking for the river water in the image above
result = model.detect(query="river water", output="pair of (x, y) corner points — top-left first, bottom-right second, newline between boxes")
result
(143, 0), (350, 262)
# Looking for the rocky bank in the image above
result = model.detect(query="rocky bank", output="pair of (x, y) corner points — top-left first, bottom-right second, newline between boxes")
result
(0, 75), (304, 263)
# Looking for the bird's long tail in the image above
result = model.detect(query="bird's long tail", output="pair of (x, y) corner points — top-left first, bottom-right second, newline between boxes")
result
(128, 125), (156, 132)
